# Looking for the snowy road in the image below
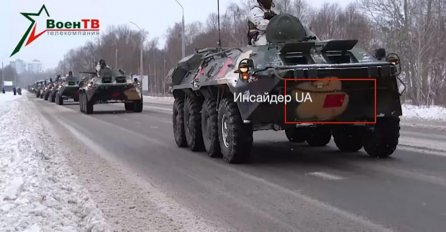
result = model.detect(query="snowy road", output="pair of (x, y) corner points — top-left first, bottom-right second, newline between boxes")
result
(8, 93), (446, 231)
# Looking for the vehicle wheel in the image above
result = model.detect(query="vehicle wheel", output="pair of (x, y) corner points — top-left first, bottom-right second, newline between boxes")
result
(285, 127), (306, 143)
(201, 98), (221, 158)
(79, 93), (84, 112)
(306, 127), (331, 147)
(125, 103), (133, 111)
(173, 98), (187, 147)
(218, 98), (253, 163)
(333, 126), (364, 152)
(44, 93), (49, 101)
(85, 94), (93, 114)
(364, 117), (400, 158)
(36, 92), (40, 98)
(133, 100), (143, 113)
(50, 93), (56, 103)
(184, 96), (204, 151)
(56, 93), (63, 105)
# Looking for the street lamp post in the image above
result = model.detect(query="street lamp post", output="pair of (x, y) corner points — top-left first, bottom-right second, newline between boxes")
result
(175, 0), (186, 58)
(1, 61), (4, 87)
(130, 22), (144, 80)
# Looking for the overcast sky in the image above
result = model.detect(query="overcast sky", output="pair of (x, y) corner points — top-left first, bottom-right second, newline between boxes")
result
(0, 0), (353, 70)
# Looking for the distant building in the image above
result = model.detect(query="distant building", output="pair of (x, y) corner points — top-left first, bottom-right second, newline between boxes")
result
(10, 59), (43, 73)
(27, 59), (43, 73)
(10, 59), (26, 74)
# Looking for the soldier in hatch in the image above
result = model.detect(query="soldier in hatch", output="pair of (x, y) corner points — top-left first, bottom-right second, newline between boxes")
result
(248, 0), (278, 46)
(64, 71), (78, 85)
(96, 59), (112, 78)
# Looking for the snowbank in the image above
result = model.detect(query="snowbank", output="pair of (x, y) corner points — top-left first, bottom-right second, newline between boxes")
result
(0, 95), (109, 231)
(402, 104), (446, 122)
(0, 92), (22, 104)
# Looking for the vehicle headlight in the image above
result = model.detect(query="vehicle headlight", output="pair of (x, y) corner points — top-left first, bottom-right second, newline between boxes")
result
(238, 59), (254, 81)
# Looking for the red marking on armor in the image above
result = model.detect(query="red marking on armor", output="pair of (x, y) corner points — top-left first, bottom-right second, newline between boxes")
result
(323, 94), (346, 108)
(217, 58), (233, 78)
(199, 66), (205, 76)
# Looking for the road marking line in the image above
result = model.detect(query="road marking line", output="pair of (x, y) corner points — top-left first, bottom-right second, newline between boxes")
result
(398, 145), (446, 157)
(306, 172), (344, 181)
(401, 131), (446, 140)
(401, 122), (446, 131)
(145, 105), (172, 112)
(399, 137), (446, 155)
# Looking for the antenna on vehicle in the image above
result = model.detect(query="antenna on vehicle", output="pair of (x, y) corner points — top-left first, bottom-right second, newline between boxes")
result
(217, 0), (222, 49)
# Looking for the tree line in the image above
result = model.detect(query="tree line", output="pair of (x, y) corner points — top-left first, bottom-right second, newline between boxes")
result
(51, 0), (445, 105)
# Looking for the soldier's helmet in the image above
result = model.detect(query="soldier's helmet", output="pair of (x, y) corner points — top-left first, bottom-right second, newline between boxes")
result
(99, 59), (106, 68)
(257, 0), (273, 9)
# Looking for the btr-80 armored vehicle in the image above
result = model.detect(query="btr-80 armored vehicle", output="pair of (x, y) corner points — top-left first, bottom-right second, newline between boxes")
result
(79, 61), (143, 114)
(33, 80), (45, 98)
(168, 14), (403, 163)
(53, 75), (80, 105)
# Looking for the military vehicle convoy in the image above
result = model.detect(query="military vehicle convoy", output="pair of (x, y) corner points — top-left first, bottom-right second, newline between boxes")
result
(168, 14), (403, 163)
(78, 63), (143, 114)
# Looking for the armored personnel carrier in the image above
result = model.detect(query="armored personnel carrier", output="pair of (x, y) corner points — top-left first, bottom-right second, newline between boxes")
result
(42, 79), (55, 100)
(168, 14), (403, 163)
(32, 80), (45, 97)
(79, 61), (143, 114)
(53, 75), (80, 105)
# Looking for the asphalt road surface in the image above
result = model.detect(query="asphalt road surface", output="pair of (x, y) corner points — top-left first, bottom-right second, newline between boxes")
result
(29, 96), (446, 232)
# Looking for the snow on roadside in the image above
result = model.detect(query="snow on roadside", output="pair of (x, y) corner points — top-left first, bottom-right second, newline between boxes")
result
(402, 104), (446, 122)
(0, 92), (21, 103)
(0, 95), (110, 231)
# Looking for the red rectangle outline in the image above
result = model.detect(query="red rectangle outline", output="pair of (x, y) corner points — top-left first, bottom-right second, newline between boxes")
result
(284, 78), (377, 125)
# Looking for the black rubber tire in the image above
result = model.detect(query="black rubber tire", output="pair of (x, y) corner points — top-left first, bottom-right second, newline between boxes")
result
(125, 103), (133, 111)
(184, 97), (204, 151)
(201, 98), (221, 158)
(218, 98), (253, 163)
(333, 126), (364, 152)
(364, 117), (400, 158)
(306, 127), (332, 147)
(133, 100), (143, 113)
(50, 92), (56, 103)
(79, 92), (84, 112)
(85, 94), (93, 114)
(80, 92), (87, 113)
(285, 127), (307, 143)
(172, 98), (187, 147)
(56, 93), (63, 105)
